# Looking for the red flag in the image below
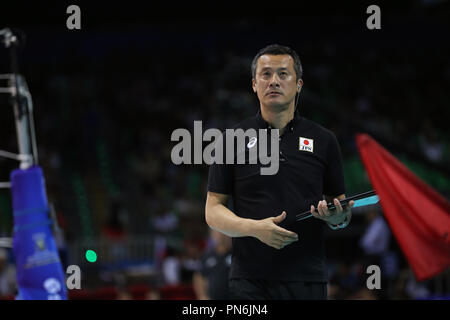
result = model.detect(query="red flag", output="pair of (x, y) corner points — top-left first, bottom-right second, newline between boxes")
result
(356, 133), (450, 281)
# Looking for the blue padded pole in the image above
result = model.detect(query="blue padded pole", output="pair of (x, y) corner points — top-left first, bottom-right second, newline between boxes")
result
(11, 166), (67, 300)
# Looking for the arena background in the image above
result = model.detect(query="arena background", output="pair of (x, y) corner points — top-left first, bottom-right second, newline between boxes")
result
(0, 1), (449, 300)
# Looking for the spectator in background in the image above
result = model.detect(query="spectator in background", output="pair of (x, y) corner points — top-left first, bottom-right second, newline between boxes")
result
(179, 238), (203, 285)
(359, 208), (398, 299)
(193, 229), (232, 300)
(419, 120), (445, 164)
(150, 204), (180, 283)
(150, 209), (179, 234)
(359, 209), (390, 262)
(160, 238), (202, 289)
(404, 268), (431, 299)
(0, 248), (16, 297)
(328, 261), (366, 299)
(161, 246), (181, 286)
(102, 201), (129, 264)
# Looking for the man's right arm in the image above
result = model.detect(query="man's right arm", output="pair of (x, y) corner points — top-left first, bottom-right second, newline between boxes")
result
(205, 191), (256, 237)
(205, 191), (298, 249)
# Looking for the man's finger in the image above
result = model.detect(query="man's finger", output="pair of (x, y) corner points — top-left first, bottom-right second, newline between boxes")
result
(274, 228), (298, 239)
(283, 235), (299, 243)
(318, 200), (329, 217)
(284, 238), (298, 246)
(316, 201), (323, 217)
(313, 204), (326, 220)
(311, 205), (319, 218)
(271, 241), (284, 250)
(324, 200), (333, 216)
(282, 231), (298, 240)
(273, 235), (287, 243)
(334, 198), (342, 213)
(272, 211), (286, 224)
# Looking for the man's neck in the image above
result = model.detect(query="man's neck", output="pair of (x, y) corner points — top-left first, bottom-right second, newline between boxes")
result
(260, 104), (295, 134)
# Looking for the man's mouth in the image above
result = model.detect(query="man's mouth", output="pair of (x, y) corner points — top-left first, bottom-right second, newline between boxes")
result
(267, 91), (282, 96)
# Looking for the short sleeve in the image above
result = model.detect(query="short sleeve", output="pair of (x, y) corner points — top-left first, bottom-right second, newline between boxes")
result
(207, 132), (233, 195)
(207, 162), (233, 195)
(322, 131), (346, 196)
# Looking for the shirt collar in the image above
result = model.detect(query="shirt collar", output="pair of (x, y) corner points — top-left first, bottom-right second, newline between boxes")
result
(255, 108), (302, 131)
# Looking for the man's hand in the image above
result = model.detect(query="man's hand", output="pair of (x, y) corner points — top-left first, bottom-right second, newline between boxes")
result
(253, 211), (299, 250)
(310, 198), (354, 225)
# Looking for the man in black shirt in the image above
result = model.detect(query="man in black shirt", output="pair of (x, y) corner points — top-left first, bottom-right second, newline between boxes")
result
(205, 44), (354, 300)
(193, 229), (232, 300)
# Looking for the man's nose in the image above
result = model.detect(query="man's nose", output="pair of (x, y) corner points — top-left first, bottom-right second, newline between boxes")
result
(269, 74), (280, 87)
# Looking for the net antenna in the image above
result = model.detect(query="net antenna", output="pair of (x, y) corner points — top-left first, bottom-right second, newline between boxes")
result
(0, 28), (38, 175)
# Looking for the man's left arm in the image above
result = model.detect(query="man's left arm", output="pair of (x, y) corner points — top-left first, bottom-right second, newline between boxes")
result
(313, 131), (353, 229)
(310, 194), (354, 230)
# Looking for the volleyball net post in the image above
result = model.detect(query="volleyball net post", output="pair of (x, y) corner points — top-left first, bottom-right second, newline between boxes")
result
(0, 28), (67, 300)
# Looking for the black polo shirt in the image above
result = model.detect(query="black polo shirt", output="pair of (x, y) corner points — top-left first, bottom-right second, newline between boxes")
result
(207, 110), (346, 282)
(199, 249), (232, 299)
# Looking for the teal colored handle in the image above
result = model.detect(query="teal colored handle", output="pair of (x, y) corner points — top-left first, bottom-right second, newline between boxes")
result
(353, 195), (379, 208)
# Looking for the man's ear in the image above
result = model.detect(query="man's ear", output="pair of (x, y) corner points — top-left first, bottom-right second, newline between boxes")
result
(297, 79), (304, 92)
(252, 78), (257, 93)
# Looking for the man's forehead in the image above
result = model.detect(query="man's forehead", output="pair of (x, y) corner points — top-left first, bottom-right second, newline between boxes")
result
(257, 54), (294, 70)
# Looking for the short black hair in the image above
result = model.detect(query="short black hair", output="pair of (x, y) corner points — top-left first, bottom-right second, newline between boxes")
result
(251, 44), (303, 80)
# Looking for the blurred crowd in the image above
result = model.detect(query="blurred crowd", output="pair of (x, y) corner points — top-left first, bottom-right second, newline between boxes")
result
(0, 16), (449, 300)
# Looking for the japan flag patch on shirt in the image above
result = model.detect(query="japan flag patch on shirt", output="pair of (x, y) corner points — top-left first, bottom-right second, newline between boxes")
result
(299, 137), (314, 153)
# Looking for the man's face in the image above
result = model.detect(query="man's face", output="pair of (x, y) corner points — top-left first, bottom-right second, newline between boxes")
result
(252, 54), (302, 110)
